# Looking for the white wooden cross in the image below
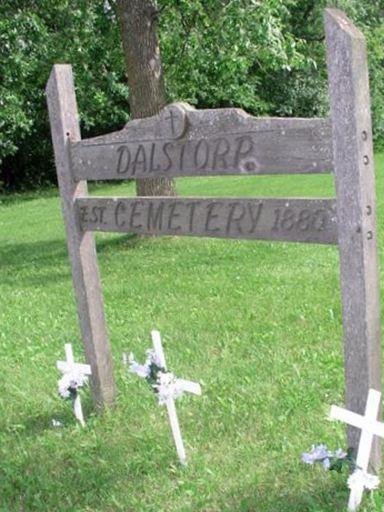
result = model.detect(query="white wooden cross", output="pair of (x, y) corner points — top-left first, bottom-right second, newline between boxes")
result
(151, 330), (201, 465)
(330, 388), (384, 510)
(57, 343), (91, 427)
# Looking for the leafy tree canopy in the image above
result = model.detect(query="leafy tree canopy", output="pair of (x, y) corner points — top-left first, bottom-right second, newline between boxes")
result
(1, 0), (383, 189)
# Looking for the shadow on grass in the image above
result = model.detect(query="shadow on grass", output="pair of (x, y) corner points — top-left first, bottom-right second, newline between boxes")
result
(8, 392), (95, 440)
(1, 430), (126, 511)
(0, 239), (71, 289)
(0, 240), (67, 269)
(219, 480), (348, 512)
(0, 233), (140, 276)
(0, 188), (58, 207)
(13, 410), (68, 437)
(96, 232), (140, 252)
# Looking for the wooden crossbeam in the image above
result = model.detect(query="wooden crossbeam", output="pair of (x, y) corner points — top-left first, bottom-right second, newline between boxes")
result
(71, 104), (333, 180)
(76, 196), (338, 245)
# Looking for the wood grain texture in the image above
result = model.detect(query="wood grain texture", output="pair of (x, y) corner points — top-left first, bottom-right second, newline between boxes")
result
(76, 196), (338, 245)
(46, 64), (116, 409)
(71, 103), (333, 180)
(325, 8), (381, 470)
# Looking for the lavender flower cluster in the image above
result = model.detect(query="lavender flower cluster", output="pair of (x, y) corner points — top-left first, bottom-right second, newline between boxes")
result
(301, 444), (347, 470)
(302, 444), (380, 494)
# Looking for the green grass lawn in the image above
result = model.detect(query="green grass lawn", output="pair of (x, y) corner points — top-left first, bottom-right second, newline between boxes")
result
(1, 157), (384, 511)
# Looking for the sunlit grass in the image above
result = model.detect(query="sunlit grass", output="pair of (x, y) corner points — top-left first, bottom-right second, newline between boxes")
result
(0, 156), (383, 511)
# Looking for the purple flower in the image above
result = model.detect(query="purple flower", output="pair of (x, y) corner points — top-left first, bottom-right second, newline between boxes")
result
(322, 457), (331, 470)
(301, 444), (331, 465)
(301, 444), (348, 471)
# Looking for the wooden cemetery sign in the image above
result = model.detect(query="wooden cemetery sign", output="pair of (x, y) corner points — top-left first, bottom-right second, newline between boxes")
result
(46, 9), (381, 467)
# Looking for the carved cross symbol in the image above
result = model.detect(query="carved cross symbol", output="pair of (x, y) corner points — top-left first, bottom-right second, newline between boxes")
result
(161, 104), (187, 140)
(330, 389), (384, 510)
(165, 109), (178, 136)
(57, 343), (91, 427)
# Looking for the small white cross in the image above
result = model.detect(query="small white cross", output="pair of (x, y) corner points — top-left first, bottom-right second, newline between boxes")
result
(151, 330), (201, 465)
(57, 343), (91, 427)
(330, 388), (384, 510)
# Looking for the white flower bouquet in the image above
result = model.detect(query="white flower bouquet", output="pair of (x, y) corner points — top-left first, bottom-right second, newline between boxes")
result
(128, 349), (185, 405)
(58, 368), (89, 400)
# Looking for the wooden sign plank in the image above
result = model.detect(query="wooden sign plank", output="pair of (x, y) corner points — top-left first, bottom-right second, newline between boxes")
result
(46, 65), (116, 408)
(76, 197), (338, 245)
(325, 8), (382, 470)
(71, 104), (333, 180)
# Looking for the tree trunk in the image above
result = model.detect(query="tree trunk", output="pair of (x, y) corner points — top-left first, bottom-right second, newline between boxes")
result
(116, 0), (176, 197)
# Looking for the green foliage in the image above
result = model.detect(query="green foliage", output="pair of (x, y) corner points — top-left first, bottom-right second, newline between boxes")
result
(367, 25), (384, 149)
(1, 0), (383, 189)
(159, 0), (384, 131)
(0, 0), (128, 189)
(160, 0), (308, 112)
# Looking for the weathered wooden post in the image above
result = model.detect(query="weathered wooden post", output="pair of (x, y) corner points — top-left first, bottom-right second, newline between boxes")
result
(46, 65), (116, 408)
(325, 9), (381, 470)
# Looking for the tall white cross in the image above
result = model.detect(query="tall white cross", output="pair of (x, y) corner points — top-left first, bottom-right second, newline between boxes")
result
(330, 388), (384, 511)
(57, 343), (92, 427)
(151, 330), (201, 465)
